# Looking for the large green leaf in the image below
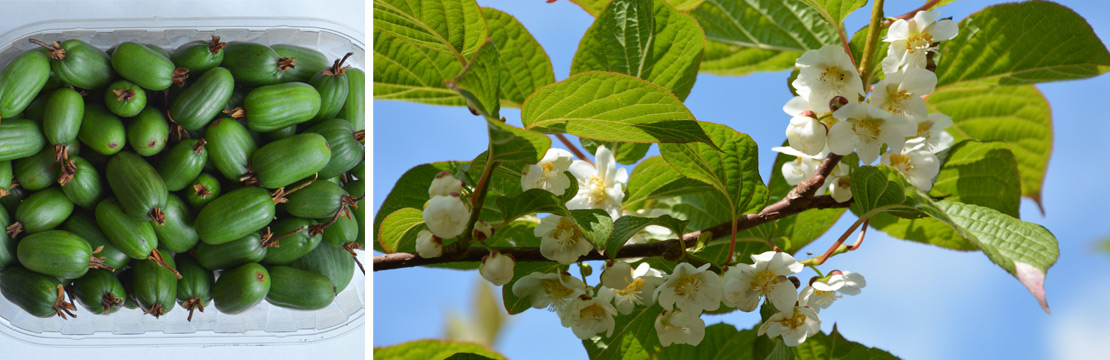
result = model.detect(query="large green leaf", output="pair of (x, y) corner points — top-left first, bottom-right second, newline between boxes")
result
(936, 1), (1110, 88)
(480, 7), (556, 108)
(937, 200), (1058, 312)
(654, 323), (756, 359)
(796, 0), (866, 29)
(623, 156), (714, 211)
(373, 339), (506, 360)
(521, 71), (712, 145)
(373, 28), (467, 106)
(582, 304), (664, 360)
(605, 215), (688, 259)
(486, 119), (551, 164)
(571, 0), (704, 15)
(378, 208), (426, 253)
(373, 162), (458, 252)
(793, 325), (899, 360)
(571, 0), (705, 101)
(925, 84), (1051, 209)
(660, 122), (768, 219)
(372, 0), (488, 60)
(848, 166), (965, 240)
(691, 0), (839, 53)
(699, 41), (798, 76)
(869, 140), (1021, 251)
(447, 39), (502, 119)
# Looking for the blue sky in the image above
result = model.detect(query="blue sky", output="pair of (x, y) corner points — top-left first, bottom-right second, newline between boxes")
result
(372, 1), (1110, 358)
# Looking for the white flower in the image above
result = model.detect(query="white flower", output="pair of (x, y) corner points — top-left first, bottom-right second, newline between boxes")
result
(786, 115), (828, 156)
(511, 271), (586, 310)
(414, 229), (442, 258)
(567, 145), (627, 219)
(428, 171), (463, 197)
(558, 287), (618, 340)
(422, 194), (471, 239)
(721, 251), (803, 312)
(782, 96), (812, 117)
(882, 10), (959, 74)
(773, 146), (826, 188)
(757, 306), (822, 346)
(913, 113), (956, 153)
(871, 68), (936, 127)
(479, 251), (515, 286)
(826, 165), (852, 203)
(793, 45), (865, 114)
(799, 271), (866, 310)
(601, 262), (663, 315)
(881, 138), (940, 192)
(655, 263), (722, 314)
(522, 148), (575, 196)
(828, 102), (909, 164)
(473, 220), (493, 240)
(655, 309), (706, 347)
(534, 215), (594, 265)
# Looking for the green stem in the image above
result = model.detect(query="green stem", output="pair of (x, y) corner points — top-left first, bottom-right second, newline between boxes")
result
(857, 0), (886, 89)
(460, 147), (497, 251)
(808, 265), (825, 278)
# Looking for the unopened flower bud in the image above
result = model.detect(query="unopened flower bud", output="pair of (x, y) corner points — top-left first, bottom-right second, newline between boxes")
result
(578, 263), (593, 277)
(788, 276), (801, 289)
(479, 250), (515, 286)
(473, 220), (493, 241)
(415, 230), (442, 258)
(799, 110), (817, 118)
(429, 171), (464, 197)
(423, 195), (471, 238)
(828, 96), (849, 112)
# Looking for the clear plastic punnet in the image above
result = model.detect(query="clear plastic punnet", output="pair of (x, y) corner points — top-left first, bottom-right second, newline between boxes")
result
(0, 17), (366, 346)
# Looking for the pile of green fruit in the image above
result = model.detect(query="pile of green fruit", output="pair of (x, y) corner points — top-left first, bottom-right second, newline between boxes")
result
(0, 35), (365, 321)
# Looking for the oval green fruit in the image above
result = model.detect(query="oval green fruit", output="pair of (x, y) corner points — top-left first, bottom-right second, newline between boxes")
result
(284, 180), (348, 219)
(241, 82), (321, 132)
(60, 156), (103, 209)
(95, 197), (157, 260)
(338, 68), (364, 130)
(0, 50), (51, 119)
(307, 54), (353, 123)
(169, 66), (234, 131)
(152, 194), (199, 253)
(72, 268), (126, 315)
(126, 107), (169, 157)
(175, 253), (213, 321)
(171, 36), (226, 74)
(0, 265), (73, 318)
(106, 151), (168, 223)
(205, 118), (257, 182)
(78, 105), (126, 155)
(14, 186), (73, 234)
(133, 248), (178, 317)
(0, 206), (16, 271)
(13, 148), (59, 191)
(195, 187), (275, 245)
(272, 44), (328, 84)
(16, 230), (94, 279)
(0, 119), (46, 161)
(43, 88), (85, 149)
(212, 262), (270, 315)
(306, 119), (363, 179)
(249, 133), (330, 189)
(111, 42), (186, 91)
(288, 241), (355, 294)
(196, 232), (267, 270)
(183, 172), (221, 210)
(158, 139), (207, 191)
(265, 266), (334, 310)
(261, 217), (321, 265)
(39, 39), (114, 90)
(103, 80), (146, 117)
(221, 42), (283, 87)
(62, 210), (129, 270)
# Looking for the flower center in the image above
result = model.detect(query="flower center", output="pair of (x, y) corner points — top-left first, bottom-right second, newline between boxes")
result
(852, 117), (884, 142)
(554, 218), (581, 250)
(750, 271), (779, 295)
(819, 66), (850, 92)
(541, 161), (556, 173)
(905, 31), (935, 53)
(779, 309), (809, 329)
(543, 279), (574, 299)
(888, 154), (913, 172)
(884, 89), (912, 114)
(916, 121), (933, 139)
(617, 278), (645, 297)
(672, 275), (702, 299)
(580, 303), (605, 319)
(588, 176), (607, 205)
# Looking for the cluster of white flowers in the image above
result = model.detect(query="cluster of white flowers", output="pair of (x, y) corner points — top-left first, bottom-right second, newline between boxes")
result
(782, 10), (958, 194)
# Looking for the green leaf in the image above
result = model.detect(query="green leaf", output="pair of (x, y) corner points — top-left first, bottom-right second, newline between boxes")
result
(793, 325), (899, 360)
(569, 209), (616, 252)
(446, 39), (502, 119)
(374, 162), (458, 252)
(582, 304), (663, 360)
(378, 208), (426, 253)
(764, 144), (846, 252)
(560, 170), (581, 204)
(496, 189), (568, 224)
(925, 84), (1051, 209)
(570, 0), (610, 16)
(486, 119), (551, 164)
(623, 155), (714, 211)
(571, 0), (705, 101)
(443, 353), (497, 360)
(660, 122), (768, 219)
(936, 200), (1059, 312)
(521, 71), (712, 145)
(655, 323), (756, 359)
(798, 0), (866, 27)
(691, 0), (839, 53)
(699, 41), (798, 76)
(372, 0), (489, 60)
(848, 25), (887, 84)
(480, 7), (556, 108)
(580, 138), (652, 165)
(848, 166), (968, 244)
(605, 215), (689, 259)
(373, 339), (506, 360)
(936, 1), (1110, 88)
(372, 28), (467, 106)
(500, 261), (563, 315)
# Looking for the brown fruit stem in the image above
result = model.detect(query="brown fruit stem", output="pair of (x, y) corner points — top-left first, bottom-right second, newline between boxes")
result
(193, 183), (212, 198)
(143, 303), (165, 318)
(260, 225), (308, 248)
(239, 172), (259, 186)
(165, 109), (187, 142)
(343, 242), (365, 274)
(223, 107), (246, 120)
(353, 129), (365, 143)
(53, 143), (70, 163)
(192, 138), (207, 154)
(5, 222), (23, 238)
(322, 52), (354, 76)
(268, 174), (319, 204)
(54, 284), (78, 319)
(207, 35), (227, 54)
(172, 68), (189, 87)
(0, 188), (8, 199)
(113, 89), (135, 102)
(182, 296), (204, 321)
(101, 293), (123, 314)
(57, 159), (77, 186)
(148, 207), (167, 226)
(277, 57), (296, 71)
(88, 255), (114, 271)
(147, 249), (183, 279)
(28, 39), (65, 60)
